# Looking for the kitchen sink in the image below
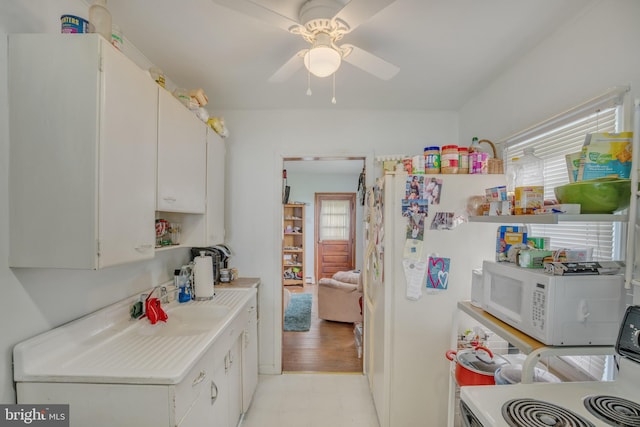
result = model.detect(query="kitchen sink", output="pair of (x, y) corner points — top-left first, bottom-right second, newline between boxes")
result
(134, 304), (231, 337)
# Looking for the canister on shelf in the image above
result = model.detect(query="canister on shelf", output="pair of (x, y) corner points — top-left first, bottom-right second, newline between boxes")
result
(424, 146), (440, 174)
(458, 147), (469, 174)
(441, 145), (459, 174)
(412, 153), (425, 174)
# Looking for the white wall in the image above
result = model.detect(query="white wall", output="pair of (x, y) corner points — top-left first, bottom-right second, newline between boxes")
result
(286, 169), (364, 282)
(0, 0), (190, 403)
(220, 109), (458, 373)
(459, 0), (640, 148)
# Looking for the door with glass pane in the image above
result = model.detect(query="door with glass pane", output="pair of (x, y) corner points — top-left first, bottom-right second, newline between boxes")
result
(315, 193), (356, 281)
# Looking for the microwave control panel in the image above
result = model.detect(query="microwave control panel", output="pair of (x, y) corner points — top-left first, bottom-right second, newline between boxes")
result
(532, 286), (546, 332)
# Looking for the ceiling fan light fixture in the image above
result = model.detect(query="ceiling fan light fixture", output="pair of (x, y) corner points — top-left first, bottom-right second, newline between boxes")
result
(303, 45), (341, 78)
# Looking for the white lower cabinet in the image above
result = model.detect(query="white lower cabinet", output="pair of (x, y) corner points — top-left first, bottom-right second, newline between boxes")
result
(16, 294), (258, 427)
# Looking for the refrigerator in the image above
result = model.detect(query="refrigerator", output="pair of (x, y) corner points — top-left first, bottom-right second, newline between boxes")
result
(363, 171), (505, 427)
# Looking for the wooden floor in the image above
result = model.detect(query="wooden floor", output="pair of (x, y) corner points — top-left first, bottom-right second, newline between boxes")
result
(282, 283), (363, 373)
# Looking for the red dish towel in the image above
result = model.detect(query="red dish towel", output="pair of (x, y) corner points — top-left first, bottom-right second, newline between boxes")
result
(145, 298), (168, 324)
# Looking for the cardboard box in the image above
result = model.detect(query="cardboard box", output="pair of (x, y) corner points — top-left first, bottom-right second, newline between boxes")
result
(577, 132), (633, 181)
(496, 226), (527, 262)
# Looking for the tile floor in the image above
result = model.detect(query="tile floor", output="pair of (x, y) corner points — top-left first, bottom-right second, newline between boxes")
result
(240, 373), (380, 427)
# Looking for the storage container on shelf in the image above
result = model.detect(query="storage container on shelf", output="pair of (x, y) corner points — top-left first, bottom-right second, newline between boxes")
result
(513, 147), (544, 215)
(458, 147), (469, 174)
(441, 145), (459, 174)
(424, 146), (440, 174)
(88, 0), (112, 41)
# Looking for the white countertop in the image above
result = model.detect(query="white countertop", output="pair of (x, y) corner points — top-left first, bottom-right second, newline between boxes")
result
(13, 288), (256, 385)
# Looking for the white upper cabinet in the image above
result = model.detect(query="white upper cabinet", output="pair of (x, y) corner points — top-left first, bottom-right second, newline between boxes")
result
(157, 89), (207, 214)
(8, 34), (157, 269)
(206, 129), (226, 245)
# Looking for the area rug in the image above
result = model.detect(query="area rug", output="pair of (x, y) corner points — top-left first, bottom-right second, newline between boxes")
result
(284, 293), (312, 332)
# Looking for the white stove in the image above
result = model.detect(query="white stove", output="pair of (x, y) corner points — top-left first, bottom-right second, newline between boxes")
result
(460, 305), (640, 426)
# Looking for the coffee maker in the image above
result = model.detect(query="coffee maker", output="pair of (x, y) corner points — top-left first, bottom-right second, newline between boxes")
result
(190, 244), (232, 284)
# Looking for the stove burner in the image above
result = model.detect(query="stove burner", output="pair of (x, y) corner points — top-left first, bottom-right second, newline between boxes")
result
(583, 395), (640, 426)
(502, 399), (595, 427)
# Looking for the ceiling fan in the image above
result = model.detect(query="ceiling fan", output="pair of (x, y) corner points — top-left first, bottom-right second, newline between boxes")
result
(212, 0), (400, 83)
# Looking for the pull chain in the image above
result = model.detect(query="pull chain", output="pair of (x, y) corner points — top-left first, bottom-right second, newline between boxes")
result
(331, 73), (337, 104)
(306, 68), (312, 96)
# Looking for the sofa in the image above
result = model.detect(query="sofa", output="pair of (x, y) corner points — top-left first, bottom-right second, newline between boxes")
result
(317, 270), (363, 323)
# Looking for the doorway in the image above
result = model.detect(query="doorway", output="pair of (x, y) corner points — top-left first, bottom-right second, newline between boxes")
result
(281, 157), (365, 373)
(315, 193), (356, 281)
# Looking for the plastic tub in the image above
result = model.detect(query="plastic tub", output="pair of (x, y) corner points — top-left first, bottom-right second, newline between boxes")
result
(61, 15), (90, 33)
(494, 364), (561, 385)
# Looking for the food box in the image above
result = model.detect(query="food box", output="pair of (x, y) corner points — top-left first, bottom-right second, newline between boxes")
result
(519, 250), (554, 268)
(487, 201), (512, 216)
(526, 236), (550, 249)
(565, 152), (581, 183)
(577, 132), (633, 181)
(485, 186), (508, 201)
(496, 226), (527, 262)
(514, 186), (544, 215)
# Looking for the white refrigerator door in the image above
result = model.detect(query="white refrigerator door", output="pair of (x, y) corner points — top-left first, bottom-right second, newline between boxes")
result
(369, 172), (505, 427)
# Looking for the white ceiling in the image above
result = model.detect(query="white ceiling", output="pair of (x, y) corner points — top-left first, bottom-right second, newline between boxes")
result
(106, 0), (591, 111)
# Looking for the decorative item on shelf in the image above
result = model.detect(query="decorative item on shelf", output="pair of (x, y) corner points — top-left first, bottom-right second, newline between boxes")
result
(148, 67), (165, 88)
(189, 88), (208, 107)
(155, 218), (172, 247)
(207, 116), (229, 138)
(478, 139), (504, 174)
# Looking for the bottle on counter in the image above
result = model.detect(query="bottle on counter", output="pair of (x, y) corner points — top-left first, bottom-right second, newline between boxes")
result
(513, 147), (545, 215)
(178, 266), (192, 303)
(89, 0), (112, 41)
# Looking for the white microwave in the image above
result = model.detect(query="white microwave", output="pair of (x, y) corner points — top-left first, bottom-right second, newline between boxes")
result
(481, 261), (625, 346)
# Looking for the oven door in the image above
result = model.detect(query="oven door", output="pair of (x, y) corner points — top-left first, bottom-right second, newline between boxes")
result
(460, 400), (485, 427)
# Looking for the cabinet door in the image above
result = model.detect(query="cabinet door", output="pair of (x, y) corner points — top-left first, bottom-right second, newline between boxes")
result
(157, 89), (207, 213)
(178, 347), (217, 427)
(228, 336), (243, 427)
(210, 349), (230, 427)
(8, 34), (156, 269)
(98, 38), (157, 267)
(242, 301), (259, 413)
(206, 129), (226, 245)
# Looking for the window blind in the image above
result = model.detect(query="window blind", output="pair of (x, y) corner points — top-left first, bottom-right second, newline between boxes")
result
(502, 89), (627, 381)
(504, 106), (619, 261)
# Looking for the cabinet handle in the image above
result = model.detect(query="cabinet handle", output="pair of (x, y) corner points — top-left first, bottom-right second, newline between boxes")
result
(211, 380), (219, 405)
(192, 370), (206, 386)
(135, 244), (153, 252)
(163, 196), (177, 203)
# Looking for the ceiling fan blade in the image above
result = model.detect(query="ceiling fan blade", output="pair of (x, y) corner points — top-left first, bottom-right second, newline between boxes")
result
(212, 0), (299, 32)
(341, 44), (399, 80)
(334, 0), (397, 32)
(268, 50), (307, 83)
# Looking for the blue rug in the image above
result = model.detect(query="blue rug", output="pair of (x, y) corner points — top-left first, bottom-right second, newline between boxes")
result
(284, 293), (312, 332)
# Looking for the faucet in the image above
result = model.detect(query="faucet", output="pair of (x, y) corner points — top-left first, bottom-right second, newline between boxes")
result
(158, 286), (169, 305)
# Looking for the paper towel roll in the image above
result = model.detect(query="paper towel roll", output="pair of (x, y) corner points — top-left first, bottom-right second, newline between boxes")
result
(193, 252), (214, 300)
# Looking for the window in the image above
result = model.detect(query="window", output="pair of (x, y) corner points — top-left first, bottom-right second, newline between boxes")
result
(319, 199), (350, 240)
(501, 87), (629, 380)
